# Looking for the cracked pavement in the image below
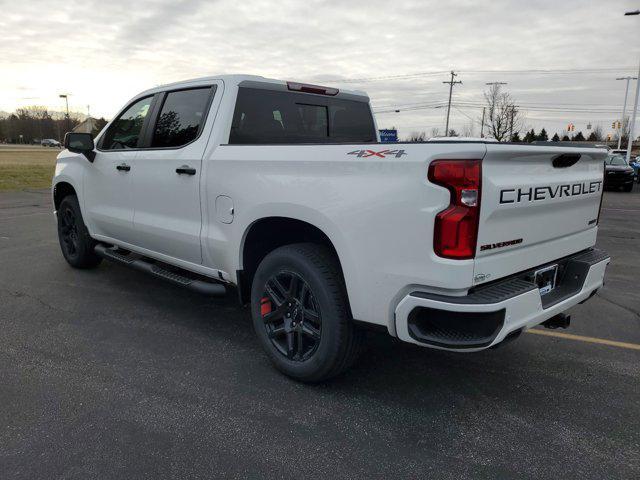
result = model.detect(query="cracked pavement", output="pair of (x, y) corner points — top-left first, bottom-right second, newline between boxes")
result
(0, 187), (639, 479)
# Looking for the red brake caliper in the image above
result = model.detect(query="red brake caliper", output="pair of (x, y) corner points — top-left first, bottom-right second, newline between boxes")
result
(260, 297), (272, 317)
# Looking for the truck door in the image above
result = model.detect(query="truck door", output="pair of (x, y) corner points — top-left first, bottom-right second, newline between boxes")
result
(83, 95), (154, 245)
(131, 83), (220, 265)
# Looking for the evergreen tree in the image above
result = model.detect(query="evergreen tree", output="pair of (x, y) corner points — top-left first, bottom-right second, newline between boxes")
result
(537, 128), (548, 141)
(523, 128), (536, 143)
(511, 132), (522, 142)
(573, 131), (585, 141)
(552, 133), (560, 141)
(561, 135), (570, 141)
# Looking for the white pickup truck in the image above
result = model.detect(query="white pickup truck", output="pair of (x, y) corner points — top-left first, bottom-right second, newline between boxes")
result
(53, 75), (610, 381)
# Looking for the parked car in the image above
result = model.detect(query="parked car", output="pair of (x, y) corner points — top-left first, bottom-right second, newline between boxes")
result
(41, 138), (61, 147)
(604, 154), (635, 191)
(52, 75), (610, 381)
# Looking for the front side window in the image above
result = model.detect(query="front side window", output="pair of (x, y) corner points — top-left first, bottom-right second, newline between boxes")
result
(229, 87), (376, 144)
(101, 96), (152, 150)
(151, 87), (213, 148)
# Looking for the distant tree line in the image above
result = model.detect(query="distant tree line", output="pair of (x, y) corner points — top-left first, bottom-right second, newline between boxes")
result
(0, 106), (108, 144)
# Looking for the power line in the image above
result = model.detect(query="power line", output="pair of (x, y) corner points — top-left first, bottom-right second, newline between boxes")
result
(324, 67), (638, 83)
(323, 70), (451, 83)
(376, 100), (626, 114)
(452, 105), (477, 123)
(374, 99), (627, 111)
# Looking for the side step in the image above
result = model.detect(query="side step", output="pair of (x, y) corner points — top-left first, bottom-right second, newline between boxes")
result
(94, 244), (226, 297)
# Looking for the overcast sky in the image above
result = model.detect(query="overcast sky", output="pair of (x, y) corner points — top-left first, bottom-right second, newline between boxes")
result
(1, 0), (639, 138)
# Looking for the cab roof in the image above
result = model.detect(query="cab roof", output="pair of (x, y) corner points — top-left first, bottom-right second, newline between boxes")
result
(137, 74), (369, 101)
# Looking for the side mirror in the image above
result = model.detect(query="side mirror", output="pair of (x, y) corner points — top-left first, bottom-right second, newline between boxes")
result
(64, 132), (96, 162)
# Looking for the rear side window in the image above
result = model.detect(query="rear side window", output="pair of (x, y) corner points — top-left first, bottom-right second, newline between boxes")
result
(101, 96), (152, 150)
(151, 87), (213, 148)
(229, 87), (375, 144)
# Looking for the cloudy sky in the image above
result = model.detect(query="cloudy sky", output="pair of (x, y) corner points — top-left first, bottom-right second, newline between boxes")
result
(1, 0), (639, 138)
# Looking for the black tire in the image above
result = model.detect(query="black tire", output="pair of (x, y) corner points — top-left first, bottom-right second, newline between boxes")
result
(624, 183), (633, 192)
(250, 243), (363, 382)
(56, 195), (102, 269)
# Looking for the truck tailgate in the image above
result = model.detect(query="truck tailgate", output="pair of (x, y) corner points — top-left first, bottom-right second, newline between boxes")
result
(474, 145), (607, 284)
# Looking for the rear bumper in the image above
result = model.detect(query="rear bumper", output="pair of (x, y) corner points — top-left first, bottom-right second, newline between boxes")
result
(394, 249), (610, 351)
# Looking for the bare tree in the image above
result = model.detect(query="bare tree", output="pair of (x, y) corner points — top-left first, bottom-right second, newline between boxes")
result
(406, 131), (427, 142)
(430, 127), (440, 138)
(589, 124), (604, 142)
(616, 116), (630, 145)
(461, 122), (475, 137)
(0, 105), (81, 143)
(482, 84), (523, 142)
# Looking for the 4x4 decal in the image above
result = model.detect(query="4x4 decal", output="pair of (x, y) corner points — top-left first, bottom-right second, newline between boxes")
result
(347, 149), (407, 158)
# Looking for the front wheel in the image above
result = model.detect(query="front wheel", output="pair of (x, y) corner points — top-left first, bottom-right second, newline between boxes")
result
(250, 243), (363, 382)
(624, 183), (634, 192)
(57, 195), (102, 268)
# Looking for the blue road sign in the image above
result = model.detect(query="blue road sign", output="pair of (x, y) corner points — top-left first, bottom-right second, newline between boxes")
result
(379, 129), (398, 143)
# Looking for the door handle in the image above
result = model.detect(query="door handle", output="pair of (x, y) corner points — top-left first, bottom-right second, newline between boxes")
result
(116, 163), (131, 172)
(176, 165), (196, 175)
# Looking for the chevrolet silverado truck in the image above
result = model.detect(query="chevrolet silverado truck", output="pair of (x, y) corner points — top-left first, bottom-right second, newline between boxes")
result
(53, 75), (610, 382)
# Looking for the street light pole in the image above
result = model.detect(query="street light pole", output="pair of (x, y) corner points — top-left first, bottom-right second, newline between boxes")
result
(616, 76), (636, 150)
(624, 10), (640, 163)
(443, 71), (462, 137)
(59, 94), (70, 137)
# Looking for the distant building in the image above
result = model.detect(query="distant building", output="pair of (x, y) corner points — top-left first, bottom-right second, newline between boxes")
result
(72, 117), (98, 134)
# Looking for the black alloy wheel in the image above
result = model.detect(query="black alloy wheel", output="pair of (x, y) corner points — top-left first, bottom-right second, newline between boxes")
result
(261, 271), (322, 361)
(59, 204), (80, 258)
(250, 243), (363, 382)
(56, 195), (101, 268)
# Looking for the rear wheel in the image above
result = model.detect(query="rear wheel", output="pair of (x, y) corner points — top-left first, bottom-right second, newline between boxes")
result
(250, 243), (363, 382)
(57, 195), (102, 268)
(624, 183), (634, 192)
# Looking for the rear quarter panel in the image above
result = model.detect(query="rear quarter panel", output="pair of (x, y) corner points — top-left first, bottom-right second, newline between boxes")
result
(202, 142), (487, 329)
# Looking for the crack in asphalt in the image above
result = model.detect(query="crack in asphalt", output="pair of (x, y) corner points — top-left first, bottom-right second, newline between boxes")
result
(596, 292), (640, 319)
(0, 285), (68, 313)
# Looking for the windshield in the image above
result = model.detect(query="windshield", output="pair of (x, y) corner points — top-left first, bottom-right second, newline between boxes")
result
(607, 155), (628, 166)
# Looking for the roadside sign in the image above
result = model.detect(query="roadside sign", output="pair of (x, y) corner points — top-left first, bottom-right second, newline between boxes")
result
(379, 129), (398, 143)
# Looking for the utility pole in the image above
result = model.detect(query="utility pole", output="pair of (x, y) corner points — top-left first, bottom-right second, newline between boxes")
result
(625, 10), (640, 163)
(480, 107), (486, 138)
(443, 71), (462, 137)
(509, 106), (515, 141)
(616, 76), (637, 150)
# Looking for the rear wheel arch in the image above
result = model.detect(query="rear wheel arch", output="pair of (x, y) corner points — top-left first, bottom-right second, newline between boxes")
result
(238, 217), (348, 306)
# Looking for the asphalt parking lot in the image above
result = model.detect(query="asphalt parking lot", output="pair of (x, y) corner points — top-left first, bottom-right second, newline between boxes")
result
(1, 186), (639, 479)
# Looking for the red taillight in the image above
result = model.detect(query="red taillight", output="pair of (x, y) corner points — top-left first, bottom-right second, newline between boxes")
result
(286, 81), (339, 96)
(428, 159), (482, 259)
